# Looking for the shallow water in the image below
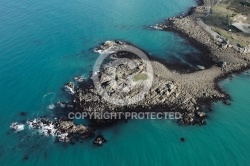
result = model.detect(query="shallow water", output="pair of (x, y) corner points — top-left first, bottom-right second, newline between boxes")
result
(1, 0), (250, 165)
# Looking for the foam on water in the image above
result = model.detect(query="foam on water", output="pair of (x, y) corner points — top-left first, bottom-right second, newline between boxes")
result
(26, 118), (70, 142)
(47, 104), (55, 110)
(10, 122), (25, 132)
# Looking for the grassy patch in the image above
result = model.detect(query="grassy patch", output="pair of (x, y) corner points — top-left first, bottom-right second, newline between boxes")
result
(204, 0), (250, 47)
(133, 73), (148, 81)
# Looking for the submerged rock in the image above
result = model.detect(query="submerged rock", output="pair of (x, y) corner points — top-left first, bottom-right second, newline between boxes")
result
(22, 155), (29, 161)
(56, 101), (66, 108)
(93, 135), (107, 146)
(223, 100), (231, 105)
(150, 23), (168, 30)
(20, 112), (28, 117)
(180, 137), (185, 142)
(74, 76), (84, 83)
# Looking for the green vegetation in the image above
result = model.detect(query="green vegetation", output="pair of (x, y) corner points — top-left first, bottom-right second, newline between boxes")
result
(204, 0), (250, 47)
(133, 73), (148, 81)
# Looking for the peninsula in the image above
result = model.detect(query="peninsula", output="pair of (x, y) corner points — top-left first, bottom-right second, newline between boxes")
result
(70, 0), (250, 128)
(10, 0), (250, 144)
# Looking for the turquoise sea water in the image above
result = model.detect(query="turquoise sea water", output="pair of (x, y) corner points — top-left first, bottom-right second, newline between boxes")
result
(1, 0), (250, 165)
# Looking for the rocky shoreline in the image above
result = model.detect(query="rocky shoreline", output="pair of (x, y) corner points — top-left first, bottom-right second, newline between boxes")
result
(150, 0), (250, 99)
(70, 40), (226, 126)
(152, 0), (250, 68)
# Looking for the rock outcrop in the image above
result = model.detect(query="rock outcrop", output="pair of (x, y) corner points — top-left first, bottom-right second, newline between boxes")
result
(26, 118), (95, 142)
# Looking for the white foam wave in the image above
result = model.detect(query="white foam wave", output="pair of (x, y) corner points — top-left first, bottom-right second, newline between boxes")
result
(10, 122), (25, 132)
